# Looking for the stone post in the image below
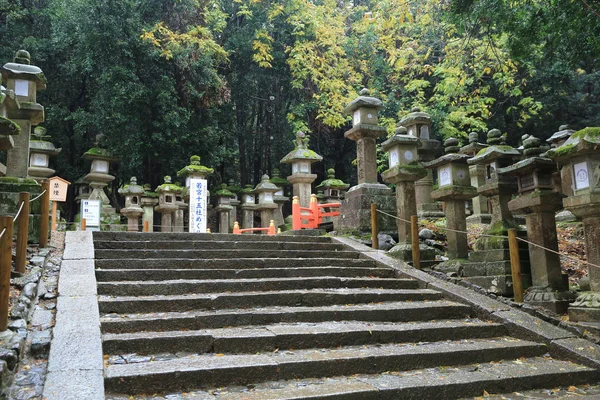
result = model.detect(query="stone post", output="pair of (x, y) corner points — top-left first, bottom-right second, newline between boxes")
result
(118, 177), (145, 232)
(398, 107), (443, 218)
(227, 179), (242, 230)
(423, 138), (477, 261)
(155, 176), (182, 232)
(269, 170), (289, 227)
(548, 127), (600, 321)
(214, 183), (234, 234)
(140, 184), (158, 232)
(239, 184), (257, 229)
(280, 132), (322, 208)
(460, 132), (491, 224)
(337, 88), (396, 234)
(254, 175), (279, 230)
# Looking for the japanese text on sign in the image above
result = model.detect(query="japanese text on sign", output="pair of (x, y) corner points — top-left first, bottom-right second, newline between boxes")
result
(188, 179), (208, 233)
(81, 200), (101, 227)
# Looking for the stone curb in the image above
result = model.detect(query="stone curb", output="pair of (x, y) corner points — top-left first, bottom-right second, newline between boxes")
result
(332, 237), (600, 370)
(43, 231), (104, 400)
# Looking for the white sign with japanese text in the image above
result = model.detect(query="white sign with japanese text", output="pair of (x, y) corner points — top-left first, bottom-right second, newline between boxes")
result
(81, 199), (101, 228)
(188, 179), (208, 233)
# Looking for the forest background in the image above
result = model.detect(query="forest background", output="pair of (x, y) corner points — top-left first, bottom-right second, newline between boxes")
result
(1, 0), (599, 217)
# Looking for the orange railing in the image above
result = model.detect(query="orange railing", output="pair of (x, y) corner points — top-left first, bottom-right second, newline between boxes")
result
(233, 220), (276, 235)
(292, 195), (340, 230)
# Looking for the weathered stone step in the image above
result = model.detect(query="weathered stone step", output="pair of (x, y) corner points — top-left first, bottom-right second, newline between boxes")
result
(95, 266), (395, 281)
(97, 277), (418, 296)
(162, 357), (596, 400)
(98, 288), (444, 314)
(102, 319), (506, 355)
(100, 301), (472, 334)
(95, 258), (377, 270)
(94, 240), (346, 251)
(104, 338), (546, 394)
(94, 249), (360, 260)
(93, 232), (332, 243)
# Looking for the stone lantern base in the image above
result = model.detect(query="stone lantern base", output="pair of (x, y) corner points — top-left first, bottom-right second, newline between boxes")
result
(335, 183), (396, 234)
(0, 177), (43, 242)
(569, 292), (600, 322)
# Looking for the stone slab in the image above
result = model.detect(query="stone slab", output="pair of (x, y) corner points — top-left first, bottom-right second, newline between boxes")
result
(549, 338), (600, 369)
(62, 231), (94, 259)
(43, 369), (104, 400)
(490, 310), (575, 344)
(58, 270), (98, 296)
(59, 259), (95, 276)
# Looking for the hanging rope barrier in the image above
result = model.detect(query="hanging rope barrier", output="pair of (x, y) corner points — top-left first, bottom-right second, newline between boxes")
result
(29, 190), (47, 203)
(12, 201), (24, 223)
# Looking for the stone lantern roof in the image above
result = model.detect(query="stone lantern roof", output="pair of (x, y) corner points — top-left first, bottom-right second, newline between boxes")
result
(0, 86), (21, 137)
(459, 132), (488, 156)
(547, 127), (600, 161)
(343, 88), (384, 115)
(29, 127), (61, 156)
(82, 135), (118, 162)
(547, 125), (575, 146)
(215, 183), (235, 198)
(240, 184), (256, 195)
(1, 50), (47, 89)
(254, 174), (279, 193)
(156, 176), (183, 194)
(398, 106), (432, 127)
(118, 176), (145, 196)
(270, 169), (289, 187)
(381, 126), (421, 152)
(316, 168), (349, 190)
(226, 179), (242, 195)
(423, 138), (470, 169)
(280, 131), (323, 164)
(177, 155), (214, 179)
(468, 129), (520, 165)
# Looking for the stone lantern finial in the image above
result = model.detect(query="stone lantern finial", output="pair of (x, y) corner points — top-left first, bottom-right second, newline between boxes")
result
(521, 134), (549, 158)
(164, 175), (172, 184)
(444, 138), (460, 154)
(359, 88), (370, 96)
(14, 50), (31, 65)
(486, 129), (503, 146)
(468, 132), (479, 144)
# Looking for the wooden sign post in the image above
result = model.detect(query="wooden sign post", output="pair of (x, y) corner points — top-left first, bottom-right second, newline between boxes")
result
(48, 176), (71, 231)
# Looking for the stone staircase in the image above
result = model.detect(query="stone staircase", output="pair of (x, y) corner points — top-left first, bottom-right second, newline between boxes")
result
(93, 232), (597, 399)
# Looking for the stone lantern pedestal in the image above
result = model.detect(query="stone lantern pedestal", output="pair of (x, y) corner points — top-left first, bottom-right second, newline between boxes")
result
(269, 170), (289, 227)
(499, 136), (575, 313)
(155, 176), (182, 232)
(140, 184), (158, 232)
(118, 177), (145, 232)
(549, 127), (600, 321)
(337, 89), (396, 234)
(227, 180), (243, 230)
(281, 132), (322, 208)
(239, 184), (257, 229)
(460, 132), (492, 224)
(424, 138), (478, 263)
(255, 175), (279, 230)
(462, 129), (530, 296)
(214, 184), (235, 234)
(398, 107), (443, 218)
(381, 127), (434, 261)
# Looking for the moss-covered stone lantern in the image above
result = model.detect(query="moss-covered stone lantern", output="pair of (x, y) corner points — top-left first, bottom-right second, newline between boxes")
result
(423, 138), (478, 260)
(0, 85), (20, 176)
(459, 132), (491, 224)
(1, 50), (46, 178)
(254, 174), (279, 230)
(547, 124), (575, 149)
(398, 107), (443, 218)
(227, 179), (242, 230)
(177, 155), (214, 208)
(497, 135), (575, 313)
(140, 183), (158, 232)
(270, 169), (289, 227)
(381, 126), (429, 261)
(118, 177), (144, 232)
(280, 131), (322, 208)
(316, 168), (349, 203)
(28, 127), (61, 180)
(464, 129), (527, 296)
(214, 183), (234, 233)
(548, 127), (600, 321)
(155, 176), (182, 232)
(239, 184), (257, 229)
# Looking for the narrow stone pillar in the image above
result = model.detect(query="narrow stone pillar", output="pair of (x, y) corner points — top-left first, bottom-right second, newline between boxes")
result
(140, 185), (158, 232)
(239, 184), (257, 229)
(254, 175), (279, 231)
(460, 132), (491, 224)
(214, 183), (234, 234)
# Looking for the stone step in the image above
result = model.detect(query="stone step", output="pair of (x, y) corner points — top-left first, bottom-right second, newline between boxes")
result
(100, 301), (472, 334)
(102, 319), (506, 355)
(462, 260), (531, 277)
(97, 277), (419, 296)
(93, 232), (332, 243)
(104, 337), (546, 394)
(94, 240), (346, 251)
(95, 258), (377, 270)
(98, 288), (444, 314)
(94, 249), (360, 260)
(95, 266), (395, 281)
(154, 357), (596, 400)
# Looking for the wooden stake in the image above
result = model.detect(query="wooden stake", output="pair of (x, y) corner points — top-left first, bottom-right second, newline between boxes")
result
(39, 180), (50, 247)
(51, 201), (58, 231)
(411, 215), (420, 269)
(371, 203), (379, 250)
(143, 220), (149, 232)
(81, 218), (87, 231)
(15, 192), (30, 274)
(0, 216), (14, 331)
(508, 228), (524, 303)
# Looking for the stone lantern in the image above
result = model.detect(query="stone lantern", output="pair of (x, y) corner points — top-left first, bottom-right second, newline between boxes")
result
(0, 85), (21, 176)
(423, 138), (478, 260)
(214, 183), (234, 233)
(270, 169), (289, 227)
(498, 135), (575, 313)
(118, 177), (145, 232)
(280, 131), (322, 208)
(173, 182), (187, 233)
(546, 125), (577, 223)
(254, 174), (279, 230)
(83, 135), (120, 227)
(398, 107), (443, 218)
(464, 129), (527, 295)
(155, 176), (182, 232)
(140, 184), (158, 232)
(548, 127), (600, 321)
(381, 126), (429, 261)
(1, 50), (46, 179)
(227, 179), (242, 230)
(338, 88), (396, 234)
(316, 168), (349, 204)
(459, 132), (491, 224)
(239, 184), (257, 229)
(547, 124), (575, 149)
(28, 127), (61, 181)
